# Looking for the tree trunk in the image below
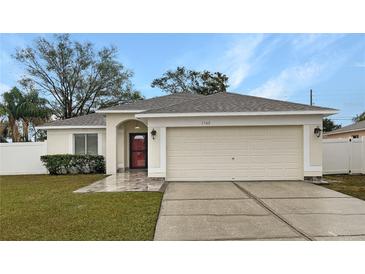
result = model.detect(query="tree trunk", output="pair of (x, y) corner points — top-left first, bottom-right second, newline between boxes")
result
(9, 118), (21, 142)
(68, 99), (73, 118)
(22, 119), (30, 142)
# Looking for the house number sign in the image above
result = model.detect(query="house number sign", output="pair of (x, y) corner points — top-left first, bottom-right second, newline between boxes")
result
(201, 120), (211, 125)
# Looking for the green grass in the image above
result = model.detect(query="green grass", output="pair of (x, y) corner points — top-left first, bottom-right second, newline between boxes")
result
(0, 175), (163, 240)
(323, 174), (365, 201)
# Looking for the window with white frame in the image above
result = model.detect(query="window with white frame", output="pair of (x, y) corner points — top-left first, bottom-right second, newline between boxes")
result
(74, 134), (98, 155)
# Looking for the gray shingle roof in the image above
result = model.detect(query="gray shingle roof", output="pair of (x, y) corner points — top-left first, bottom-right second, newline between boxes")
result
(39, 93), (203, 127)
(98, 92), (203, 111)
(40, 113), (106, 127)
(325, 120), (365, 135)
(39, 92), (336, 128)
(142, 92), (336, 114)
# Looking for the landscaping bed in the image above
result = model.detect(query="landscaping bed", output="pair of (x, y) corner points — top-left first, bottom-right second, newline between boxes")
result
(0, 175), (162, 240)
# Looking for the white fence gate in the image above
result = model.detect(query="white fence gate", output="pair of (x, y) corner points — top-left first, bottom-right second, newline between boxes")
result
(323, 137), (365, 175)
(0, 142), (47, 175)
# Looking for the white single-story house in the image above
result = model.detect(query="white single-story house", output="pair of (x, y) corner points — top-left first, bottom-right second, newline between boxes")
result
(37, 92), (337, 181)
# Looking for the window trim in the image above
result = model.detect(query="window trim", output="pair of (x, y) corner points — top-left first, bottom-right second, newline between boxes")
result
(74, 133), (98, 155)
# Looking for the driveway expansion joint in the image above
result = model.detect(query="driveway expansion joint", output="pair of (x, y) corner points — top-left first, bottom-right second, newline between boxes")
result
(281, 213), (365, 216)
(161, 213), (271, 217)
(261, 196), (353, 199)
(233, 182), (314, 241)
(163, 197), (252, 201)
(213, 236), (307, 241)
(314, 233), (365, 238)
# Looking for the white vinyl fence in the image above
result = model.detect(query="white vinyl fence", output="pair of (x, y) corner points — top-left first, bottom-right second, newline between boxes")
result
(0, 142), (47, 175)
(323, 137), (365, 175)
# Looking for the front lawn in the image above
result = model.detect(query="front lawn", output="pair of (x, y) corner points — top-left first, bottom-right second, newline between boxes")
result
(323, 174), (365, 201)
(0, 175), (163, 240)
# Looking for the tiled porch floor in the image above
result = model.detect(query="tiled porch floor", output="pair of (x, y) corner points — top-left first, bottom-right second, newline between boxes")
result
(74, 171), (165, 193)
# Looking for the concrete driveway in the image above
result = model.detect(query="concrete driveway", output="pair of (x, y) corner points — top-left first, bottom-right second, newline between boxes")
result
(154, 181), (365, 240)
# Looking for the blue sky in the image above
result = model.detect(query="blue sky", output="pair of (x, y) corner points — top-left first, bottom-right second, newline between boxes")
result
(0, 33), (364, 125)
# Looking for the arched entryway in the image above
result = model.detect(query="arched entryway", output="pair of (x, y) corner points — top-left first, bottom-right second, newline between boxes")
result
(116, 119), (148, 172)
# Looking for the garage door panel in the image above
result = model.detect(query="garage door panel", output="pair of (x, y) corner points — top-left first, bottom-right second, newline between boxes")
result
(166, 126), (303, 181)
(168, 141), (301, 150)
(170, 162), (301, 170)
(168, 144), (250, 151)
(168, 156), (301, 167)
(168, 147), (300, 155)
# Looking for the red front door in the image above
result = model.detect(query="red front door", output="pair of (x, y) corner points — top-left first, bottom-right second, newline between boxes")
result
(129, 133), (147, 169)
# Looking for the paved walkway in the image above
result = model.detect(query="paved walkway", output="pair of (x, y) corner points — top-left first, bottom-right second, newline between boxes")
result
(154, 181), (365, 240)
(74, 171), (164, 193)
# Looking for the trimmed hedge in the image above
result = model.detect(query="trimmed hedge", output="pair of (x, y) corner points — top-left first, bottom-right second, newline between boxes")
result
(40, 154), (106, 175)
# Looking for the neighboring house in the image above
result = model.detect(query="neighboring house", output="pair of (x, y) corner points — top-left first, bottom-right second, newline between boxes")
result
(324, 120), (365, 139)
(37, 92), (337, 181)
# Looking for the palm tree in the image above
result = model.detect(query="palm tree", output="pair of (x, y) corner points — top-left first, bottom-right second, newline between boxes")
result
(0, 119), (9, 142)
(19, 90), (51, 141)
(0, 87), (23, 142)
(0, 87), (51, 142)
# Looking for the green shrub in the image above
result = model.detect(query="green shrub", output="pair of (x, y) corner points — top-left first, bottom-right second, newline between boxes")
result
(40, 154), (105, 175)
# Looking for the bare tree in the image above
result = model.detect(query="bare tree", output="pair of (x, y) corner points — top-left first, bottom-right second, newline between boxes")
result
(15, 34), (142, 119)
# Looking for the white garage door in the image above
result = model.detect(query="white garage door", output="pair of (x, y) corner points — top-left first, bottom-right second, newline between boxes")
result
(166, 126), (303, 181)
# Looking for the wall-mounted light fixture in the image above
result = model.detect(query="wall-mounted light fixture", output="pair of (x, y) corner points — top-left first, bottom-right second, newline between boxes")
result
(151, 128), (157, 140)
(314, 126), (322, 138)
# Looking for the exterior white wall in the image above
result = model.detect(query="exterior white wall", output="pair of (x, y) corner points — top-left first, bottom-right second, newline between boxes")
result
(147, 114), (324, 178)
(116, 127), (125, 169)
(147, 127), (160, 169)
(148, 127), (166, 177)
(323, 137), (365, 174)
(303, 124), (323, 177)
(47, 128), (106, 156)
(0, 142), (47, 175)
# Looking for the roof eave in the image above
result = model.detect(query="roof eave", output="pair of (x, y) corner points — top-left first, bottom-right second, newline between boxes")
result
(35, 125), (107, 130)
(136, 110), (338, 118)
(96, 109), (145, 114)
(324, 127), (365, 136)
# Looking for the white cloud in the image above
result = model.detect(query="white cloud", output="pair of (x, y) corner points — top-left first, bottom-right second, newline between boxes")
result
(291, 34), (344, 53)
(249, 34), (356, 100)
(249, 61), (326, 99)
(218, 35), (265, 88)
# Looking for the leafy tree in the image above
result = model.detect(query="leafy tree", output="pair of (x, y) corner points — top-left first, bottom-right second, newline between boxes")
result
(15, 34), (142, 119)
(151, 66), (229, 95)
(323, 118), (341, 133)
(353, 111), (365, 122)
